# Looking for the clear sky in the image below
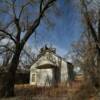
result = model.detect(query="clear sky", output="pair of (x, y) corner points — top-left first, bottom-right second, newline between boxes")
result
(28, 0), (83, 56)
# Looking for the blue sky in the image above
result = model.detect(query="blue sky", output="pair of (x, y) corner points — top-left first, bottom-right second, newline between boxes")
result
(28, 0), (83, 56)
(0, 0), (83, 57)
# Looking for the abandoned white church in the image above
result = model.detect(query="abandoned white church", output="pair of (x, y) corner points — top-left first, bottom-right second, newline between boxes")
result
(30, 46), (74, 86)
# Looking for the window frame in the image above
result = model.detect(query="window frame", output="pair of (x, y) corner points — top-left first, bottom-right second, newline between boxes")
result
(31, 73), (36, 83)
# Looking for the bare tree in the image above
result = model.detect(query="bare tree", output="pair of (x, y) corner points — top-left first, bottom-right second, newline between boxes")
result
(0, 0), (56, 97)
(69, 0), (100, 90)
(80, 0), (100, 65)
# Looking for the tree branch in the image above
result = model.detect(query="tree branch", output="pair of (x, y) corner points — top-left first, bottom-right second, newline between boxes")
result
(80, 0), (100, 56)
(14, 18), (21, 43)
(23, 49), (35, 61)
(0, 45), (15, 54)
(0, 29), (16, 43)
(18, 2), (30, 20)
(40, 0), (44, 13)
(12, 0), (17, 18)
(21, 0), (56, 46)
(11, 0), (21, 43)
(98, 9), (100, 42)
(81, 0), (98, 43)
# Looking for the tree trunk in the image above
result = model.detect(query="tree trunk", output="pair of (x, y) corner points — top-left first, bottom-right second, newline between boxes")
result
(0, 45), (22, 97)
(95, 47), (100, 88)
(97, 48), (100, 69)
(90, 47), (100, 89)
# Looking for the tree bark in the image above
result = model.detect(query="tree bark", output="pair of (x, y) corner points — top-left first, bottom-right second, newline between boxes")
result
(0, 44), (22, 97)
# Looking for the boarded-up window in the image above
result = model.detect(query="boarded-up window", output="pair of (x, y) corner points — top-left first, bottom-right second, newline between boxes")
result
(32, 74), (36, 82)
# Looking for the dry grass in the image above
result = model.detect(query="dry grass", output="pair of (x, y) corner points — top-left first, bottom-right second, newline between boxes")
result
(15, 84), (68, 97)
(2, 75), (98, 100)
(13, 79), (83, 100)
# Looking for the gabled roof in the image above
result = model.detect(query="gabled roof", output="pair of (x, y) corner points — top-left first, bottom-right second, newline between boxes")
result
(30, 46), (73, 70)
(30, 51), (58, 70)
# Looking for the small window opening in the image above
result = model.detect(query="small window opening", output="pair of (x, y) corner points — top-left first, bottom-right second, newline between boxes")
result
(32, 73), (36, 82)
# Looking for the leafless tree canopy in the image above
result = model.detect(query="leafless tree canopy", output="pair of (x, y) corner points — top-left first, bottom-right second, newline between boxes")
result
(0, 0), (56, 97)
(70, 0), (100, 92)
